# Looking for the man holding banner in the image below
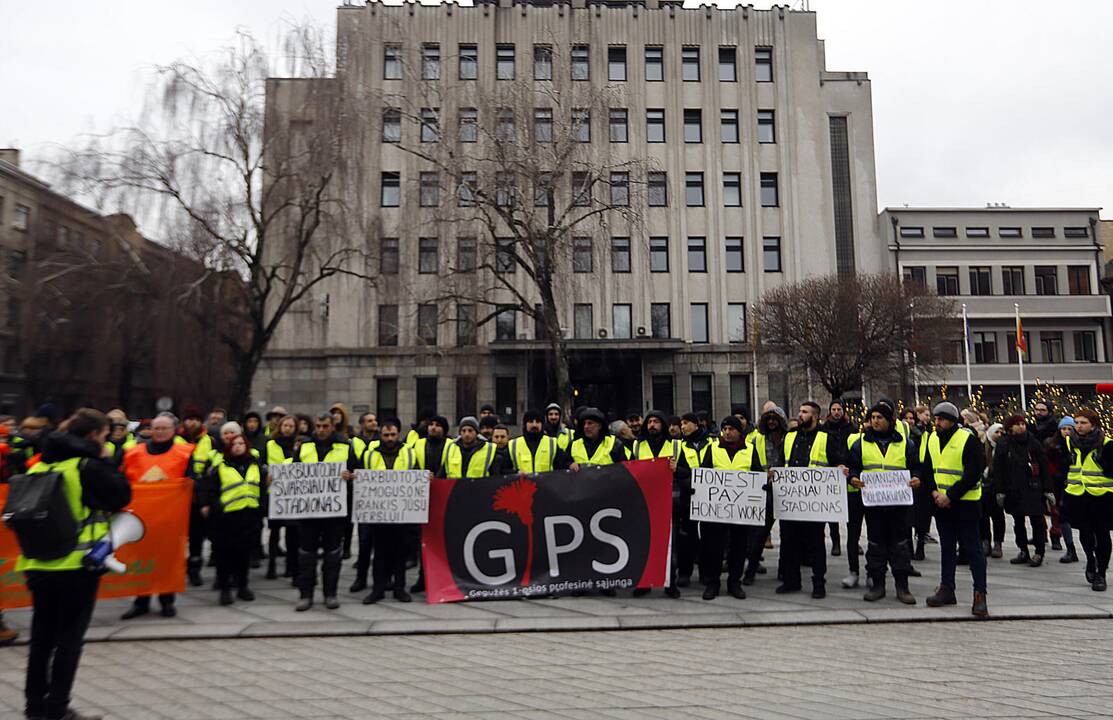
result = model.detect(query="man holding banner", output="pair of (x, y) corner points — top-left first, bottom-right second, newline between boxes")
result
(847, 403), (921, 604)
(631, 410), (686, 598)
(359, 419), (419, 604)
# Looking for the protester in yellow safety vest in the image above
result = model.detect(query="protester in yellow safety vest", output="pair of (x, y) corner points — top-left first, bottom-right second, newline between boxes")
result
(847, 403), (922, 604)
(543, 403), (576, 451)
(631, 410), (686, 599)
(741, 406), (789, 587)
(822, 399), (855, 559)
(264, 405), (288, 438)
(201, 433), (264, 606)
(443, 417), (509, 478)
(352, 411), (380, 461)
(19, 409), (131, 720)
(1065, 408), (1113, 591)
(569, 408), (629, 468)
(407, 415), (453, 595)
(510, 409), (573, 473)
(104, 409), (136, 466)
(264, 415), (300, 580)
(921, 401), (989, 617)
(178, 403), (214, 587)
(293, 413), (359, 612)
(360, 419), (422, 605)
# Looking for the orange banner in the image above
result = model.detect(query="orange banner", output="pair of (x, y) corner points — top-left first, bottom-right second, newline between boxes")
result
(0, 478), (192, 609)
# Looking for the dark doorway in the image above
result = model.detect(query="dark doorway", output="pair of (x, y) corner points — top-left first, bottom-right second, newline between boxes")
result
(568, 350), (643, 422)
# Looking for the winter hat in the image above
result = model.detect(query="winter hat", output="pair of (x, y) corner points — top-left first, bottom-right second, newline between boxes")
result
(523, 408), (543, 424)
(428, 415), (450, 432)
(581, 407), (606, 425)
(830, 398), (845, 410)
(680, 412), (700, 425)
(1058, 416), (1076, 429)
(1002, 415), (1026, 431)
(986, 422), (1004, 448)
(545, 403), (562, 414)
(643, 409), (668, 428)
(720, 416), (744, 433)
(868, 402), (894, 425)
(458, 416), (480, 432)
(181, 404), (204, 421)
(932, 402), (961, 422)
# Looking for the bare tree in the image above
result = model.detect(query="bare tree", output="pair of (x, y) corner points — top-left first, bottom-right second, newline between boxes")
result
(753, 273), (958, 400)
(376, 45), (650, 410)
(53, 26), (368, 417)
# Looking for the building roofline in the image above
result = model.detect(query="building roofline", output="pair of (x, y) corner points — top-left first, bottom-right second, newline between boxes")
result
(0, 158), (52, 192)
(882, 206), (1102, 214)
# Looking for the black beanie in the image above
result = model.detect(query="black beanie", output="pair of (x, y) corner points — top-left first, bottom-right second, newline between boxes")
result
(523, 408), (543, 424)
(868, 402), (895, 425)
(720, 415), (744, 433)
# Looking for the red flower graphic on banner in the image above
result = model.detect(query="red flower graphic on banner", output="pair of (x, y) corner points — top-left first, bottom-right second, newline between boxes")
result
(492, 477), (538, 586)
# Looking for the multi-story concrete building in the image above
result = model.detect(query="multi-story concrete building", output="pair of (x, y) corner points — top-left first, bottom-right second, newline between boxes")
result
(882, 206), (1110, 404)
(255, 0), (885, 424)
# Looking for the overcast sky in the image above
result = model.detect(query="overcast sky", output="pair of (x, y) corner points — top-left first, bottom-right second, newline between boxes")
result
(1, 0), (1110, 216)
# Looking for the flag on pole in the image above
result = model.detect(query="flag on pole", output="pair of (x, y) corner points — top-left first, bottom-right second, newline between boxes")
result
(1015, 314), (1027, 355)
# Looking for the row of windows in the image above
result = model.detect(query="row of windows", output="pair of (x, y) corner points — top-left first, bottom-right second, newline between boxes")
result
(898, 225), (1091, 240)
(379, 235), (783, 276)
(388, 43), (775, 83)
(375, 301), (749, 347)
(379, 170), (782, 209)
(965, 330), (1100, 364)
(904, 264), (1093, 296)
(385, 106), (777, 145)
(0, 197), (31, 232)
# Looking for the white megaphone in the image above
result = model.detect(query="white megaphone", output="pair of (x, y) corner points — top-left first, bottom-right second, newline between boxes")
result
(82, 511), (146, 574)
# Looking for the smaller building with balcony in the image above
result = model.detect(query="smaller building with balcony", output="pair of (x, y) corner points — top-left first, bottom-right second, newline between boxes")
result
(882, 206), (1111, 405)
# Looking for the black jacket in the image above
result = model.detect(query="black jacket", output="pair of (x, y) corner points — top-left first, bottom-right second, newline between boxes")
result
(991, 432), (1051, 516)
(822, 417), (853, 467)
(38, 431), (131, 513)
(847, 426), (921, 482)
(921, 426), (985, 502)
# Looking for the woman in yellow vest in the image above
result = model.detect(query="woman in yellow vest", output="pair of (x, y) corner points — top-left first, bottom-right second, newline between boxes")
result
(264, 414), (300, 580)
(202, 433), (264, 606)
(1065, 408), (1112, 591)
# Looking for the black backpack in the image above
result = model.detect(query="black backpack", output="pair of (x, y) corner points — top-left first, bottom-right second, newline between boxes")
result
(2, 467), (80, 561)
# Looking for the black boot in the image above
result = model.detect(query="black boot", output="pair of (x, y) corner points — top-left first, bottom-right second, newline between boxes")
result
(1010, 549), (1031, 565)
(265, 558), (278, 580)
(913, 536), (926, 562)
(702, 582), (720, 601)
(349, 573), (368, 594)
(1060, 546), (1079, 563)
(894, 577), (916, 605)
(811, 579), (826, 600)
(187, 557), (204, 587)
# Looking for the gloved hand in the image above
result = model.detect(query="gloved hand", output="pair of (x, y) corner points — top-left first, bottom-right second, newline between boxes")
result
(995, 493), (1006, 509)
(1044, 492), (1057, 508)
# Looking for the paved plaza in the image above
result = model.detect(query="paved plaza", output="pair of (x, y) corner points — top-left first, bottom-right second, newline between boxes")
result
(3, 521), (1112, 642)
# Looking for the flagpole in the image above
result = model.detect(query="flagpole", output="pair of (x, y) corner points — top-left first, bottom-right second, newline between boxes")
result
(909, 300), (920, 404)
(1015, 302), (1027, 410)
(962, 303), (973, 402)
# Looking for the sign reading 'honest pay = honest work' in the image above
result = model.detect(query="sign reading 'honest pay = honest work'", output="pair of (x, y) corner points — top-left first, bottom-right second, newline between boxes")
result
(771, 466), (848, 522)
(689, 468), (767, 526)
(861, 470), (915, 507)
(268, 462), (347, 520)
(352, 469), (430, 524)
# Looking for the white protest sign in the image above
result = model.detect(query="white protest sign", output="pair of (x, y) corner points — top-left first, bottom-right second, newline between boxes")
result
(352, 469), (430, 524)
(861, 470), (914, 507)
(689, 468), (766, 526)
(267, 462), (347, 520)
(771, 467), (847, 522)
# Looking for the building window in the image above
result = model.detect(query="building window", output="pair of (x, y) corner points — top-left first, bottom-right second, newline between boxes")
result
(999, 227), (1022, 238)
(574, 303), (593, 339)
(936, 267), (959, 296)
(384, 44), (402, 80)
(420, 108), (440, 142)
(496, 44), (515, 80)
(690, 304), (709, 343)
(496, 306), (517, 341)
(966, 227), (989, 238)
(611, 236), (631, 273)
(459, 44), (478, 80)
(534, 173), (553, 208)
(418, 238), (439, 274)
(421, 44), (440, 80)
(377, 378), (398, 421)
(495, 376), (518, 426)
(457, 172), (477, 207)
(1040, 331), (1064, 364)
(970, 331), (996, 363)
(757, 110), (776, 143)
(651, 303), (671, 339)
(899, 226), (924, 238)
(903, 266), (927, 289)
(720, 110), (739, 143)
(1006, 331), (1031, 364)
(456, 237), (477, 273)
(969, 266), (992, 295)
(495, 238), (515, 273)
(718, 47), (737, 81)
(723, 173), (742, 207)
(685, 172), (704, 207)
(382, 108), (401, 143)
(417, 303), (438, 345)
(648, 171), (668, 207)
(683, 109), (702, 143)
(646, 108), (666, 143)
(687, 237), (707, 273)
(609, 109), (628, 143)
(608, 46), (627, 81)
(456, 375), (477, 419)
(1064, 226), (1090, 238)
(419, 172), (440, 207)
(14, 204), (30, 232)
(652, 375), (675, 415)
(1035, 266), (1058, 295)
(933, 227), (958, 238)
(495, 172), (514, 208)
(573, 236), (593, 273)
(725, 237), (744, 272)
(494, 108), (515, 142)
(762, 237), (782, 272)
(612, 304), (632, 339)
(378, 304), (399, 346)
(1032, 227), (1056, 239)
(572, 108), (591, 142)
(755, 47), (773, 82)
(571, 171), (591, 207)
(458, 108), (478, 142)
(533, 44), (553, 80)
(1002, 266), (1024, 295)
(380, 237), (399, 275)
(691, 374), (713, 413)
(681, 46), (700, 81)
(1068, 265), (1092, 295)
(1075, 331), (1098, 362)
(609, 172), (629, 207)
(645, 46), (664, 81)
(571, 44), (590, 80)
(457, 304), (476, 346)
(381, 172), (400, 207)
(730, 374), (752, 412)
(534, 108), (553, 143)
(649, 237), (669, 273)
(728, 303), (747, 343)
(760, 173), (779, 207)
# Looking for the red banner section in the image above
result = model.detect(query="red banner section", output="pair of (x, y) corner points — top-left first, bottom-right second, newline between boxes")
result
(0, 479), (191, 609)
(422, 459), (673, 603)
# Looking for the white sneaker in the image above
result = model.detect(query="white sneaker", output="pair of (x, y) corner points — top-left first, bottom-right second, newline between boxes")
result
(841, 573), (859, 589)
